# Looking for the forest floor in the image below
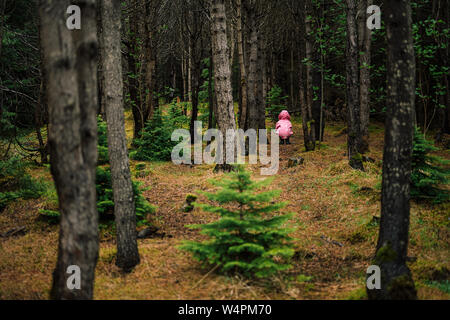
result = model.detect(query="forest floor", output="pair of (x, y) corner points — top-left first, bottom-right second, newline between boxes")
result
(0, 110), (449, 300)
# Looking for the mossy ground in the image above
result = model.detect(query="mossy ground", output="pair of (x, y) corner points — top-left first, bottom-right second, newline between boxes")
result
(0, 110), (448, 300)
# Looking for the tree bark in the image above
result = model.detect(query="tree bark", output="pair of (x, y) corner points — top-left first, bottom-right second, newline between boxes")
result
(358, 0), (372, 153)
(236, 0), (248, 130)
(246, 2), (259, 131)
(100, 0), (140, 271)
(304, 1), (316, 151)
(368, 0), (417, 300)
(144, 0), (157, 120)
(211, 0), (236, 171)
(40, 0), (99, 299)
(127, 0), (144, 140)
(345, 0), (364, 170)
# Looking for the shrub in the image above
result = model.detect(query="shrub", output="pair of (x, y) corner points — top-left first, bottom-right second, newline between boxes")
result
(131, 109), (177, 161)
(41, 166), (155, 227)
(167, 100), (189, 128)
(96, 166), (155, 226)
(97, 116), (109, 165)
(180, 166), (294, 278)
(411, 127), (450, 203)
(0, 156), (45, 211)
(266, 85), (288, 122)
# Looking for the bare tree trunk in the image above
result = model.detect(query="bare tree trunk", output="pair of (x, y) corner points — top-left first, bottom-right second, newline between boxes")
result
(247, 3), (259, 131)
(368, 0), (417, 300)
(40, 0), (99, 299)
(211, 0), (236, 171)
(358, 0), (372, 153)
(0, 0), (6, 58)
(345, 0), (364, 170)
(37, 15), (49, 164)
(127, 0), (144, 140)
(236, 0), (248, 130)
(208, 49), (215, 129)
(290, 46), (295, 111)
(144, 0), (157, 120)
(256, 31), (265, 130)
(100, 0), (140, 271)
(304, 1), (316, 151)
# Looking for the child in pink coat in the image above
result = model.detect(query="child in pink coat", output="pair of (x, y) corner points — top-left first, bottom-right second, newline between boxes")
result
(276, 110), (293, 145)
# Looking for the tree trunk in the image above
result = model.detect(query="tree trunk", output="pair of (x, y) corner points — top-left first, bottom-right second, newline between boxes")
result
(358, 0), (372, 153)
(208, 50), (215, 129)
(144, 1), (157, 120)
(368, 0), (417, 300)
(256, 31), (265, 130)
(40, 0), (99, 299)
(100, 0), (140, 271)
(247, 4), (259, 131)
(304, 1), (316, 151)
(345, 0), (364, 170)
(211, 0), (236, 171)
(236, 0), (248, 130)
(127, 0), (144, 140)
(0, 0), (6, 58)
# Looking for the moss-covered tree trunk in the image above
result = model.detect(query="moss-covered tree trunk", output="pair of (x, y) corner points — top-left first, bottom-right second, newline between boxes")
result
(368, 0), (417, 300)
(40, 0), (99, 299)
(100, 0), (140, 271)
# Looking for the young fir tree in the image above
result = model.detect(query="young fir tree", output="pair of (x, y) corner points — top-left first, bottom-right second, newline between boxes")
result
(411, 127), (450, 203)
(181, 167), (294, 278)
(131, 109), (177, 161)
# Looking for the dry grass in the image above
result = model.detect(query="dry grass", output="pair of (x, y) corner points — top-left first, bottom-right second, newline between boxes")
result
(0, 114), (449, 300)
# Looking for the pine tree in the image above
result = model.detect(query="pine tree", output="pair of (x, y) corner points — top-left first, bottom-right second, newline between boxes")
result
(411, 127), (450, 203)
(180, 167), (294, 278)
(131, 109), (177, 161)
(97, 116), (109, 165)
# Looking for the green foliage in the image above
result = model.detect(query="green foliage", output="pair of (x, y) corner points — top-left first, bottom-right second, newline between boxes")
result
(180, 167), (294, 278)
(96, 166), (155, 226)
(97, 116), (109, 165)
(411, 127), (450, 203)
(266, 85), (288, 122)
(167, 100), (189, 128)
(0, 157), (45, 211)
(131, 109), (177, 161)
(425, 280), (450, 294)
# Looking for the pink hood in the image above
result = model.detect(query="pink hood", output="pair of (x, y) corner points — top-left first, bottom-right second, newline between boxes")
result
(276, 110), (293, 139)
(278, 110), (291, 121)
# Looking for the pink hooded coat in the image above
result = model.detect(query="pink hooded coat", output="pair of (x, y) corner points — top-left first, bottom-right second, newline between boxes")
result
(276, 110), (293, 139)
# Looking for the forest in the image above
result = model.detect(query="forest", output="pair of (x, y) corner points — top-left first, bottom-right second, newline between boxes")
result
(0, 0), (449, 301)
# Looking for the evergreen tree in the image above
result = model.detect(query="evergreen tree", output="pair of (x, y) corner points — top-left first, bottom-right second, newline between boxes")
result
(181, 167), (294, 278)
(97, 116), (109, 165)
(131, 109), (177, 161)
(411, 127), (450, 203)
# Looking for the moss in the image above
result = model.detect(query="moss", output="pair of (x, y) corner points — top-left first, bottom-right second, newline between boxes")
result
(185, 194), (197, 204)
(346, 287), (367, 300)
(305, 141), (315, 151)
(351, 153), (363, 162)
(346, 230), (367, 244)
(374, 243), (397, 265)
(387, 274), (417, 299)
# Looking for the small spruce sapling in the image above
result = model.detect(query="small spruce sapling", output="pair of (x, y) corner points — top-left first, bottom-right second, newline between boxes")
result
(180, 167), (294, 278)
(411, 127), (449, 203)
